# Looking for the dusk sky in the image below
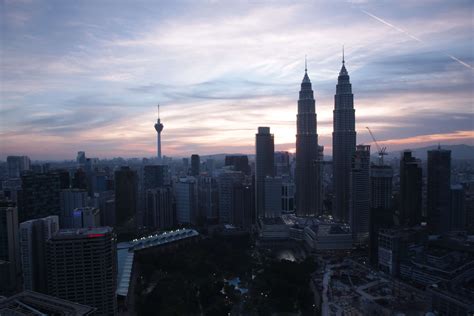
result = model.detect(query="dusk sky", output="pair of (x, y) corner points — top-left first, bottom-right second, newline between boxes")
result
(1, 0), (473, 160)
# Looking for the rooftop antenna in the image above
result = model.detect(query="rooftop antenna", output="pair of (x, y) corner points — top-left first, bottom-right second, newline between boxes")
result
(157, 104), (160, 119)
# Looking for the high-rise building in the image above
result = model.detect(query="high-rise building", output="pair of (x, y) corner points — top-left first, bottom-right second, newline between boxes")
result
(399, 150), (423, 226)
(59, 189), (87, 228)
(76, 151), (86, 165)
(219, 170), (244, 224)
(191, 154), (200, 176)
(154, 104), (164, 161)
(0, 202), (20, 291)
(450, 184), (466, 232)
(19, 215), (59, 293)
(7, 156), (31, 178)
(282, 181), (295, 212)
(143, 165), (170, 190)
(18, 172), (61, 222)
(72, 207), (100, 228)
(114, 166), (138, 226)
(274, 151), (290, 177)
(427, 147), (451, 233)
(295, 63), (321, 217)
(225, 155), (251, 175)
(232, 182), (254, 229)
(198, 176), (219, 222)
(370, 164), (393, 210)
(350, 145), (370, 243)
(264, 177), (282, 218)
(174, 177), (197, 225)
(47, 227), (117, 315)
(255, 127), (275, 219)
(146, 187), (173, 229)
(369, 164), (393, 266)
(332, 54), (356, 222)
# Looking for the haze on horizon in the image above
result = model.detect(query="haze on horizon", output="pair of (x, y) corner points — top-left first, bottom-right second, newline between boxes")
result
(1, 0), (473, 160)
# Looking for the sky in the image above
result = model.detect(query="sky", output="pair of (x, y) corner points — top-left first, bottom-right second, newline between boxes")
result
(1, 0), (473, 160)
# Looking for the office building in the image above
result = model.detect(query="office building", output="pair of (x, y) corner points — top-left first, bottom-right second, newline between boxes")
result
(282, 181), (295, 212)
(450, 185), (466, 231)
(333, 54), (356, 222)
(198, 176), (219, 222)
(59, 189), (87, 228)
(274, 151), (290, 177)
(174, 177), (197, 225)
(225, 155), (251, 175)
(232, 182), (254, 229)
(296, 62), (321, 217)
(18, 172), (61, 222)
(47, 227), (117, 315)
(427, 147), (451, 233)
(0, 202), (20, 291)
(264, 177), (282, 218)
(399, 150), (423, 226)
(7, 156), (31, 178)
(143, 164), (170, 190)
(114, 167), (138, 226)
(255, 127), (275, 219)
(72, 207), (100, 228)
(146, 187), (173, 229)
(350, 145), (370, 243)
(19, 216), (59, 293)
(218, 170), (244, 224)
(191, 154), (200, 176)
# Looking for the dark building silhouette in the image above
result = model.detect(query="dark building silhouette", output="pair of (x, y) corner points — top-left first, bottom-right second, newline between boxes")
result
(47, 227), (117, 315)
(255, 127), (275, 219)
(19, 216), (58, 294)
(18, 172), (61, 222)
(369, 164), (394, 266)
(450, 184), (466, 232)
(350, 145), (370, 244)
(399, 150), (423, 226)
(146, 187), (173, 230)
(219, 170), (244, 224)
(114, 167), (138, 226)
(225, 155), (251, 175)
(143, 165), (170, 190)
(274, 151), (290, 177)
(233, 182), (255, 229)
(427, 147), (451, 233)
(295, 63), (320, 216)
(332, 54), (356, 222)
(191, 154), (200, 176)
(198, 176), (219, 223)
(0, 202), (20, 293)
(72, 169), (88, 191)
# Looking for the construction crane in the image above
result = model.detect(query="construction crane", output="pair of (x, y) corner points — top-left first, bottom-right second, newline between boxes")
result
(366, 127), (387, 165)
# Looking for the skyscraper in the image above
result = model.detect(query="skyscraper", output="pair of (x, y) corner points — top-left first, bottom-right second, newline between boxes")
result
(19, 215), (59, 293)
(47, 227), (117, 315)
(427, 147), (451, 233)
(295, 62), (320, 217)
(18, 171), (61, 222)
(333, 53), (356, 222)
(264, 177), (282, 218)
(399, 150), (423, 226)
(6, 156), (31, 178)
(0, 202), (20, 291)
(255, 127), (275, 219)
(114, 167), (138, 226)
(218, 170), (244, 224)
(198, 176), (219, 222)
(350, 145), (370, 243)
(146, 187), (173, 229)
(191, 154), (200, 176)
(174, 177), (197, 225)
(154, 104), (164, 161)
(59, 189), (87, 228)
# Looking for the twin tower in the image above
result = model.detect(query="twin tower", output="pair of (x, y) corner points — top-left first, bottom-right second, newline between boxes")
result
(296, 54), (356, 222)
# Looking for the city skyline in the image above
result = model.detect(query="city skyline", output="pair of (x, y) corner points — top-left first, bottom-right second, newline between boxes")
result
(1, 1), (473, 160)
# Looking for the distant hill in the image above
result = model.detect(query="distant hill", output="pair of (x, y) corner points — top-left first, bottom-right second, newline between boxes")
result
(386, 144), (474, 161)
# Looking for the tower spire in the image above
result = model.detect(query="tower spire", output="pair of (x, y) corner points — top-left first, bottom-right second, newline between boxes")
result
(342, 45), (345, 64)
(305, 55), (307, 72)
(157, 104), (160, 119)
